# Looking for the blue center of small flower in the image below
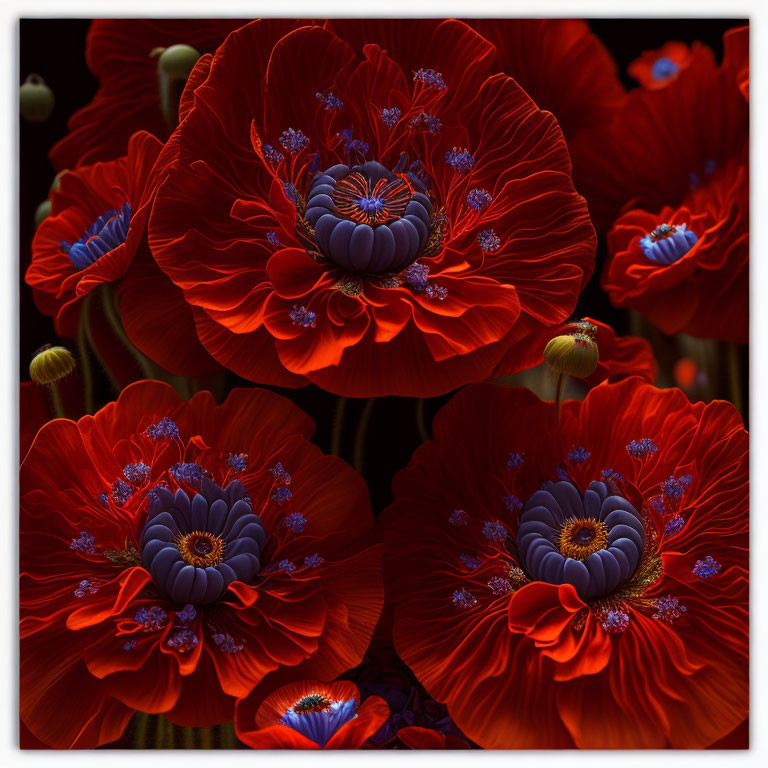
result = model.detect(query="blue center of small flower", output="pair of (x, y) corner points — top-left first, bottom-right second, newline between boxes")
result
(640, 223), (698, 265)
(516, 480), (646, 600)
(651, 56), (680, 82)
(304, 160), (433, 273)
(280, 697), (358, 747)
(140, 478), (265, 605)
(61, 202), (132, 271)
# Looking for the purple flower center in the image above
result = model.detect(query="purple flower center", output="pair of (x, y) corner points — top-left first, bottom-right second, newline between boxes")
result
(61, 202), (132, 271)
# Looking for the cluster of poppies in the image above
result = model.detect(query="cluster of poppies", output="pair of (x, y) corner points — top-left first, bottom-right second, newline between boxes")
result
(21, 19), (748, 750)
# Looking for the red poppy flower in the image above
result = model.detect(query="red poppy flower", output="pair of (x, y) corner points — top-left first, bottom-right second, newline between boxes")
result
(603, 150), (748, 342)
(20, 381), (382, 748)
(235, 679), (388, 749)
(49, 19), (249, 171)
(148, 20), (595, 397)
(494, 316), (658, 387)
(25, 131), (163, 337)
(383, 379), (748, 748)
(569, 26), (748, 230)
(628, 42), (692, 89)
(466, 19), (626, 139)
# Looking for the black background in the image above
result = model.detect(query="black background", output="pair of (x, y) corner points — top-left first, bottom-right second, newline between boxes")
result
(19, 18), (748, 513)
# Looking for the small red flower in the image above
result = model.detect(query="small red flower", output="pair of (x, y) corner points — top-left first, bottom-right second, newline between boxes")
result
(235, 679), (389, 749)
(570, 25), (748, 230)
(383, 379), (748, 748)
(20, 381), (382, 748)
(26, 131), (163, 337)
(49, 19), (249, 171)
(603, 151), (748, 342)
(628, 42), (692, 89)
(148, 19), (595, 396)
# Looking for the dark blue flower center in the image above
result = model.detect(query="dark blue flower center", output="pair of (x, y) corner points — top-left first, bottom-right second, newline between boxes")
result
(61, 202), (132, 271)
(304, 160), (433, 273)
(140, 478), (265, 605)
(640, 223), (698, 265)
(651, 56), (680, 81)
(516, 480), (646, 600)
(280, 698), (358, 747)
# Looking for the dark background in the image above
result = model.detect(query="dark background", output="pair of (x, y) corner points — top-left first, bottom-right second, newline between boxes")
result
(19, 18), (748, 513)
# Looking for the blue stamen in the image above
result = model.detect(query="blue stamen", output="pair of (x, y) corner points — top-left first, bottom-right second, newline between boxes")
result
(267, 231), (281, 247)
(263, 144), (284, 166)
(380, 107), (401, 129)
(123, 462), (151, 486)
(661, 475), (692, 501)
(452, 588), (477, 609)
(279, 128), (310, 155)
(652, 595), (687, 623)
(213, 633), (244, 654)
(693, 555), (721, 579)
(134, 606), (168, 632)
(403, 263), (429, 291)
(166, 629), (198, 653)
(289, 305), (316, 328)
(482, 520), (507, 541)
(272, 486), (293, 504)
(169, 462), (205, 486)
(278, 559), (296, 573)
(425, 284), (448, 300)
(627, 438), (658, 459)
(413, 68), (446, 90)
(123, 639), (136, 651)
(61, 202), (132, 271)
(601, 610), (630, 633)
(459, 553), (482, 570)
(284, 511), (307, 533)
(449, 509), (468, 526)
(664, 515), (685, 537)
(445, 148), (475, 173)
(227, 453), (248, 473)
(111, 479), (133, 505)
(467, 188), (492, 211)
(176, 604), (197, 625)
(568, 446), (590, 464)
(74, 579), (97, 598)
(487, 576), (513, 596)
(304, 553), (324, 568)
(146, 417), (179, 441)
(70, 531), (95, 554)
(270, 463), (292, 485)
(507, 452), (524, 469)
(315, 91), (344, 110)
(503, 495), (522, 514)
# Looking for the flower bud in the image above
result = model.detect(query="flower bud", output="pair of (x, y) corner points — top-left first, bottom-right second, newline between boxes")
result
(29, 345), (76, 385)
(157, 44), (201, 79)
(20, 74), (54, 123)
(34, 199), (51, 229)
(544, 329), (599, 378)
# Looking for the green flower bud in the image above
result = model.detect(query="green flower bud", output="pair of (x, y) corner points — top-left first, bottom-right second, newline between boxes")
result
(34, 199), (51, 229)
(20, 74), (54, 123)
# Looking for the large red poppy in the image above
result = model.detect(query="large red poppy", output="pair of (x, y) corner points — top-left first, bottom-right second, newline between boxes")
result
(20, 381), (382, 748)
(26, 131), (163, 337)
(235, 679), (389, 749)
(603, 150), (748, 342)
(148, 19), (595, 397)
(570, 25), (748, 231)
(383, 379), (748, 748)
(49, 19), (249, 171)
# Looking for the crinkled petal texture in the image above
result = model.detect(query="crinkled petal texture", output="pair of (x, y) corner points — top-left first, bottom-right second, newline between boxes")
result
(236, 679), (388, 749)
(26, 131), (163, 337)
(603, 150), (748, 343)
(467, 19), (626, 139)
(49, 18), (251, 170)
(383, 379), (748, 748)
(149, 19), (595, 397)
(493, 316), (657, 387)
(570, 26), (748, 230)
(20, 380), (382, 748)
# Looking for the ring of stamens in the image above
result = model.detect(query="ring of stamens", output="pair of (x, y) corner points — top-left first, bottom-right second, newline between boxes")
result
(558, 518), (609, 560)
(293, 693), (333, 714)
(177, 530), (225, 568)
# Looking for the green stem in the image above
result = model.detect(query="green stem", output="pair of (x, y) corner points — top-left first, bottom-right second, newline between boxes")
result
(728, 342), (744, 415)
(555, 372), (564, 423)
(198, 726), (213, 749)
(100, 283), (155, 379)
(353, 398), (375, 475)
(77, 293), (95, 414)
(219, 722), (237, 749)
(330, 396), (347, 457)
(132, 711), (149, 749)
(181, 726), (196, 749)
(415, 398), (431, 443)
(47, 381), (65, 418)
(164, 719), (175, 749)
(154, 713), (165, 749)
